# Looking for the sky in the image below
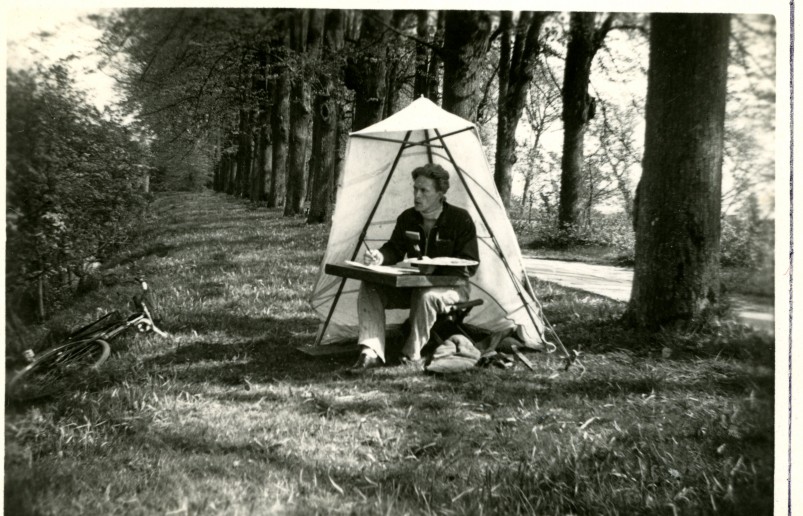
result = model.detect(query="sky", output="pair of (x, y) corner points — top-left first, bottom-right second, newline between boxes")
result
(5, 6), (120, 110)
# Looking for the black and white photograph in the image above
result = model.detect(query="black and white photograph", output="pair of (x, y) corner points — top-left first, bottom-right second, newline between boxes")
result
(3, 1), (793, 514)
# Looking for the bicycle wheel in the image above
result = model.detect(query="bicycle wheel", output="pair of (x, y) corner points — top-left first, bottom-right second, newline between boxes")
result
(8, 339), (111, 400)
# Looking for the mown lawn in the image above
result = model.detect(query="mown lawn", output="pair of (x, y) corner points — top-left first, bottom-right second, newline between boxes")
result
(5, 191), (775, 515)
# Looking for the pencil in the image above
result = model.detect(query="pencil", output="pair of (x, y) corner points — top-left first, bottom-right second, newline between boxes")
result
(363, 239), (373, 253)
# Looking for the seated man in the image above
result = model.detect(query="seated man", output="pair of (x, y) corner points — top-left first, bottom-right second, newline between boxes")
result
(352, 163), (479, 370)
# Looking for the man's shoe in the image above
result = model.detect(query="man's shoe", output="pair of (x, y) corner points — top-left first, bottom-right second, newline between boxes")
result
(349, 353), (382, 372)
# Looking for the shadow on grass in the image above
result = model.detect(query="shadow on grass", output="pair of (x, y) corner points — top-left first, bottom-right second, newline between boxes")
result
(168, 311), (318, 340)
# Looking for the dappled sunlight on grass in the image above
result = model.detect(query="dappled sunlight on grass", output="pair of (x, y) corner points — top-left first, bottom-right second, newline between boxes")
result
(5, 191), (775, 515)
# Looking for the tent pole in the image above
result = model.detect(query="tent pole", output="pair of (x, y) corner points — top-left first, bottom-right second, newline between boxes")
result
(313, 130), (413, 347)
(352, 127), (472, 146)
(424, 130), (434, 163)
(420, 126), (474, 143)
(433, 129), (569, 358)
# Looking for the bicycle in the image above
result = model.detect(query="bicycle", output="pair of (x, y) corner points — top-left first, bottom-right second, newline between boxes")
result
(7, 278), (168, 400)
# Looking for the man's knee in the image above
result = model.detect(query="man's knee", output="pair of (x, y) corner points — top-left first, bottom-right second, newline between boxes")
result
(416, 288), (454, 312)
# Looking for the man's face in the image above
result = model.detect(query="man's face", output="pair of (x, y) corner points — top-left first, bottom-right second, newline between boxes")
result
(413, 175), (444, 213)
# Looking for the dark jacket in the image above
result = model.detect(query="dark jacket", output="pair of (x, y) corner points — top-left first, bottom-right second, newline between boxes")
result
(378, 201), (479, 277)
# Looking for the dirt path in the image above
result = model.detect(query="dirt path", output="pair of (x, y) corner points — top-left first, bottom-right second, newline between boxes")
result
(522, 256), (774, 333)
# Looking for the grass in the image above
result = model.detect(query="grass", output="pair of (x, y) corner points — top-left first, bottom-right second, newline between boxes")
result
(5, 191), (775, 515)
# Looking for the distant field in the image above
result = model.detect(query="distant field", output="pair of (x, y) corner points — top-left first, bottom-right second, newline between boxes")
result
(5, 191), (775, 515)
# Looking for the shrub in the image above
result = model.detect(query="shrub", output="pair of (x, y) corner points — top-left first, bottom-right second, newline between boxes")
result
(720, 214), (773, 268)
(6, 65), (150, 321)
(514, 209), (635, 257)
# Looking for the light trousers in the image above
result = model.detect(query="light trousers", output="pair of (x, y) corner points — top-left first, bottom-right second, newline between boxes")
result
(357, 281), (470, 362)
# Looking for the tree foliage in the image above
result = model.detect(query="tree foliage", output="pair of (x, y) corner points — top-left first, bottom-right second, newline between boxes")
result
(98, 9), (288, 195)
(6, 65), (150, 320)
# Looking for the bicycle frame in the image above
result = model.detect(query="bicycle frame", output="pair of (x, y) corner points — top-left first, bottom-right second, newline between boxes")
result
(60, 278), (167, 348)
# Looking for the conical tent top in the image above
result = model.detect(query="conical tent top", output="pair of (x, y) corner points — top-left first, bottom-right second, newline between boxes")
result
(352, 97), (475, 136)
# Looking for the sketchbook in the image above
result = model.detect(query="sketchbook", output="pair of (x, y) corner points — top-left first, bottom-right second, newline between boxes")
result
(343, 260), (420, 275)
(406, 257), (479, 267)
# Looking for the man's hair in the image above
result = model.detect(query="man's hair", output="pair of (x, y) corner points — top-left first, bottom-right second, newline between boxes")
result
(411, 163), (450, 193)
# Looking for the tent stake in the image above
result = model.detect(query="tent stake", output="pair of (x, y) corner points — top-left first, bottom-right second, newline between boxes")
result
(313, 131), (413, 347)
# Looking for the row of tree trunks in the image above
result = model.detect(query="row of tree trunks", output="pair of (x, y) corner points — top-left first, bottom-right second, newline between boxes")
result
(494, 11), (548, 208)
(202, 9), (730, 334)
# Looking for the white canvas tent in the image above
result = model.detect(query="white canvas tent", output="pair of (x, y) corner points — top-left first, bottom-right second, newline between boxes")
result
(310, 97), (559, 352)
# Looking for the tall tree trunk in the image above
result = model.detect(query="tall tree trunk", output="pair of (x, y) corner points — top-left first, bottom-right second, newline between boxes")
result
(251, 47), (270, 203)
(413, 10), (444, 103)
(37, 272), (46, 322)
(212, 126), (222, 192)
(426, 10), (445, 104)
(269, 71), (289, 208)
(220, 156), (227, 193)
(441, 10), (492, 121)
(346, 10), (393, 131)
(213, 159), (221, 192)
(225, 155), (237, 195)
(284, 10), (322, 216)
(284, 88), (309, 215)
(236, 108), (253, 198)
(333, 100), (347, 203)
(558, 13), (614, 228)
(413, 10), (431, 99)
(627, 13), (730, 329)
(253, 119), (270, 202)
(521, 170), (534, 209)
(308, 10), (344, 224)
(330, 102), (349, 203)
(307, 86), (337, 223)
(383, 11), (409, 119)
(494, 11), (548, 209)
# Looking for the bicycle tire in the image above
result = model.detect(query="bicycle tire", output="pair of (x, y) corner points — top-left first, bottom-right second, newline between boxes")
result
(8, 339), (111, 400)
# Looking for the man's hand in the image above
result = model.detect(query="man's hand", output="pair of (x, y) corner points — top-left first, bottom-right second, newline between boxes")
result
(363, 249), (384, 266)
